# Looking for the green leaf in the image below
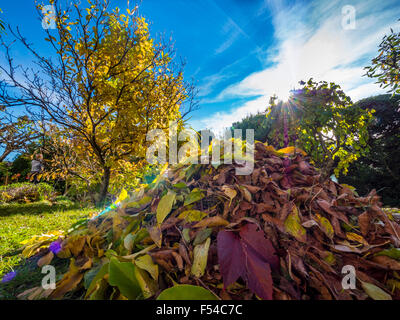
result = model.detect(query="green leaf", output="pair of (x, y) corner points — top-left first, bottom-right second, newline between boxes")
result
(193, 228), (212, 246)
(157, 284), (218, 300)
(178, 209), (208, 223)
(88, 279), (108, 300)
(184, 165), (199, 181)
(173, 182), (187, 189)
(84, 263), (109, 298)
(131, 228), (150, 247)
(67, 218), (89, 233)
(134, 267), (158, 299)
(191, 237), (211, 277)
(126, 196), (152, 209)
(361, 281), (392, 300)
(182, 228), (191, 243)
(135, 254), (159, 280)
(84, 264), (103, 289)
(124, 233), (135, 251)
(375, 248), (400, 260)
(156, 191), (176, 225)
(108, 257), (141, 299)
(184, 188), (205, 206)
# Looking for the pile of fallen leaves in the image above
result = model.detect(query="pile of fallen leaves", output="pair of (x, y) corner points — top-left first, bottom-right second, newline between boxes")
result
(17, 142), (400, 300)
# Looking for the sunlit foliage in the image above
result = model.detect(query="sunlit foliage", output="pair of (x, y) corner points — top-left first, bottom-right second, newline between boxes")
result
(0, 0), (195, 203)
(366, 25), (400, 95)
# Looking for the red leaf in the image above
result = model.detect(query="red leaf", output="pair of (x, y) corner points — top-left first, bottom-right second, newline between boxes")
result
(239, 223), (279, 271)
(217, 230), (245, 287)
(217, 223), (278, 300)
(246, 254), (273, 300)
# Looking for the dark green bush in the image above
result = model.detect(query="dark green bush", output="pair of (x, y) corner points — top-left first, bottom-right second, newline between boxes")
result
(10, 154), (31, 181)
(339, 94), (400, 207)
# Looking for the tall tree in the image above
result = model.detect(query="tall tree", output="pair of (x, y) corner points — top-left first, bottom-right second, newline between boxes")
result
(290, 79), (374, 181)
(0, 0), (196, 204)
(365, 24), (400, 95)
(231, 96), (298, 147)
(261, 80), (374, 181)
(231, 112), (272, 142)
(229, 80), (374, 181)
(0, 111), (38, 162)
(340, 94), (400, 206)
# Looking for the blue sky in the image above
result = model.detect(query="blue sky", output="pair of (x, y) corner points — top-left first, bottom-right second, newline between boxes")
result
(1, 0), (400, 134)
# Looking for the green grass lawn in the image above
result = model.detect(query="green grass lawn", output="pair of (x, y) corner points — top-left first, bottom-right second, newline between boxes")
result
(0, 200), (97, 299)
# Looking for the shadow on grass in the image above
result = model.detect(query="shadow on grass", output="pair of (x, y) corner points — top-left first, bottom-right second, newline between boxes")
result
(0, 201), (82, 217)
(0, 200), (96, 299)
(0, 255), (70, 300)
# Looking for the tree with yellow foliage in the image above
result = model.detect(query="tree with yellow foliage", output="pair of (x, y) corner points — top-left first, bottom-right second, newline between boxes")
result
(0, 0), (196, 204)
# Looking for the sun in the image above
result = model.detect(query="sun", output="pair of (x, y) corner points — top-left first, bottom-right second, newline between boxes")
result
(277, 91), (291, 102)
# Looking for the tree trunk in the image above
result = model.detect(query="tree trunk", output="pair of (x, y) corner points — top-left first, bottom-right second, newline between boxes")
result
(98, 167), (111, 206)
(0, 149), (11, 162)
(319, 159), (335, 183)
(63, 180), (69, 196)
(283, 109), (289, 148)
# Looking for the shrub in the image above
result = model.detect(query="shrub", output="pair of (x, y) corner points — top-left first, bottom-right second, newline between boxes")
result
(0, 182), (56, 203)
(339, 94), (400, 207)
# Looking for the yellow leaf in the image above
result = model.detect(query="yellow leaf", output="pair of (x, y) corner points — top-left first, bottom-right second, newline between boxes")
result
(361, 281), (392, 300)
(50, 259), (83, 299)
(125, 195), (152, 209)
(240, 186), (252, 202)
(178, 210), (208, 223)
(156, 191), (176, 225)
(221, 186), (237, 205)
(284, 206), (307, 242)
(135, 254), (159, 280)
(277, 146), (307, 156)
(193, 216), (229, 228)
(148, 226), (162, 247)
(263, 143), (277, 153)
(191, 237), (211, 277)
(116, 188), (128, 204)
(346, 232), (369, 246)
(315, 214), (334, 239)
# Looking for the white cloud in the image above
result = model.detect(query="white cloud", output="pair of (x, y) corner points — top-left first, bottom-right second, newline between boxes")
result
(192, 0), (400, 133)
(214, 18), (242, 55)
(190, 96), (268, 133)
(196, 54), (250, 98)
